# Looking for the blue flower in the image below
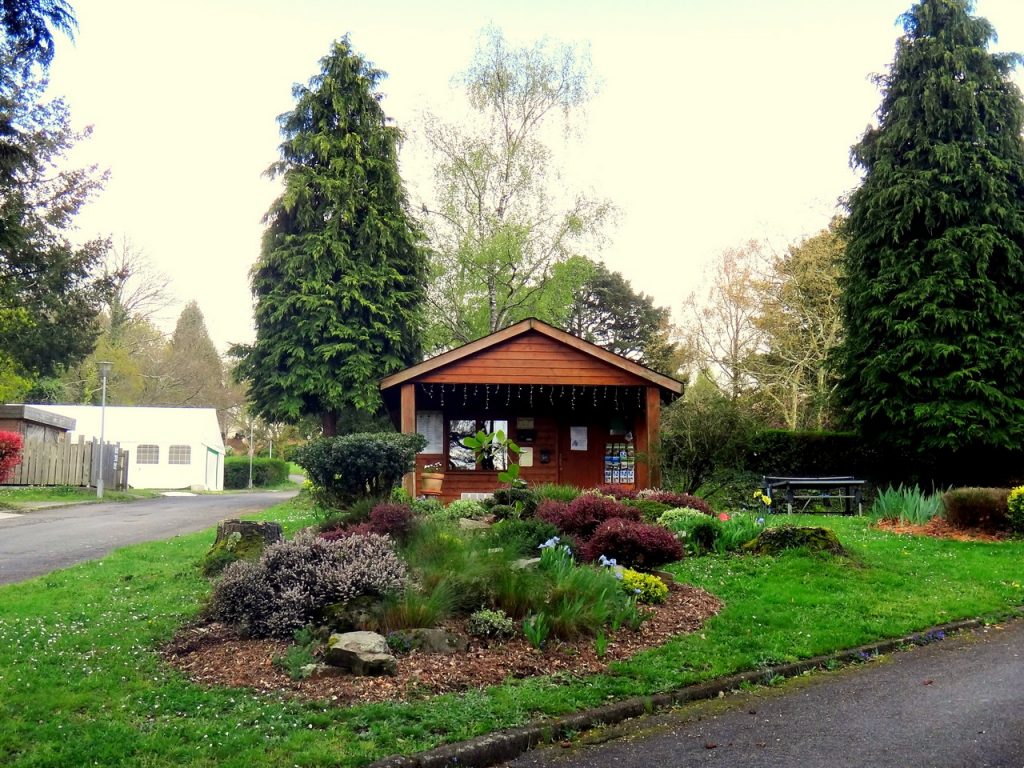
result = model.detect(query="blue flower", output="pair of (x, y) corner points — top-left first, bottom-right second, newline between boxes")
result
(756, 517), (765, 526)
(538, 536), (561, 550)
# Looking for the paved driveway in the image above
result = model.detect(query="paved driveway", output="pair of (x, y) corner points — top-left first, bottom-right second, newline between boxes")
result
(502, 619), (1024, 768)
(0, 490), (297, 585)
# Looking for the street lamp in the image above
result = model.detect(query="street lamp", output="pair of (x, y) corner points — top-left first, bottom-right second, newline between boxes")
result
(96, 361), (112, 499)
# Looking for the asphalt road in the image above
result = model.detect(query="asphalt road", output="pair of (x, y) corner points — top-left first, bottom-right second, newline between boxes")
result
(503, 619), (1024, 768)
(0, 490), (297, 585)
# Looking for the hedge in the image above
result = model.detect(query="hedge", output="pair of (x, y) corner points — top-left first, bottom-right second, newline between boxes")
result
(224, 456), (290, 489)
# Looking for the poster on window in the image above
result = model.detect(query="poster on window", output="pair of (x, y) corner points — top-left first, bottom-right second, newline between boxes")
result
(416, 411), (444, 453)
(570, 426), (588, 451)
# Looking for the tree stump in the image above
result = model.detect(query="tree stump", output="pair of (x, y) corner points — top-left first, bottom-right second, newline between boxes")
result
(212, 519), (283, 548)
(201, 519), (284, 577)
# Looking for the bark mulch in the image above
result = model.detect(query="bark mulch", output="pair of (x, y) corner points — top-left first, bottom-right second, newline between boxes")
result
(874, 517), (1010, 542)
(162, 583), (722, 706)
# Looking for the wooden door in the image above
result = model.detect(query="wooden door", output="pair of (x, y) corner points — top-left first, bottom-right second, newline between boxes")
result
(557, 422), (604, 489)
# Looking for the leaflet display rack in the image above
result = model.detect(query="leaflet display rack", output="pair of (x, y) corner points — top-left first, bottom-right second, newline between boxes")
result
(603, 441), (635, 485)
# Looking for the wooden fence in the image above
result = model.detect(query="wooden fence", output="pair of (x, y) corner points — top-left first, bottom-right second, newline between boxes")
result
(1, 436), (128, 489)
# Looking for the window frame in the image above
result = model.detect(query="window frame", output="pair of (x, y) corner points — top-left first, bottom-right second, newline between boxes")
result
(168, 445), (191, 465)
(445, 418), (509, 471)
(136, 444), (160, 465)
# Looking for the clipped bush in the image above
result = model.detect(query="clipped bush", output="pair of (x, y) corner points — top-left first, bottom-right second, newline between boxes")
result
(638, 489), (712, 514)
(224, 456), (290, 489)
(538, 494), (640, 541)
(581, 518), (683, 569)
(657, 507), (712, 528)
(620, 568), (668, 604)
(467, 608), (517, 641)
(0, 430), (23, 482)
(1008, 486), (1024, 534)
(294, 432), (426, 506)
(942, 487), (1010, 531)
(208, 531), (407, 638)
(485, 517), (559, 557)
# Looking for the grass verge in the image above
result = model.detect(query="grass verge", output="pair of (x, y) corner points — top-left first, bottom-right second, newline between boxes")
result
(0, 504), (1021, 767)
(0, 485), (159, 508)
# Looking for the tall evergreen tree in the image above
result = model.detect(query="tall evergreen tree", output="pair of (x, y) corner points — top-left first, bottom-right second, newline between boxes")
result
(837, 0), (1024, 455)
(232, 38), (427, 435)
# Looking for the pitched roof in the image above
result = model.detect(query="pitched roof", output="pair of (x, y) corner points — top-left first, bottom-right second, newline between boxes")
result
(380, 318), (683, 394)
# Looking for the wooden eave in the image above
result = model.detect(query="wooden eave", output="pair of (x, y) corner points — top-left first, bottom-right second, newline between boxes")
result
(379, 318), (683, 395)
(0, 404), (76, 431)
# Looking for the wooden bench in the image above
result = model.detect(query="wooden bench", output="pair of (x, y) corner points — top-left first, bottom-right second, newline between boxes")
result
(762, 476), (866, 515)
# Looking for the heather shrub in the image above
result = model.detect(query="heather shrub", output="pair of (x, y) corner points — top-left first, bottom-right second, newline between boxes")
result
(942, 487), (1009, 531)
(485, 518), (559, 557)
(208, 531), (407, 638)
(538, 494), (640, 541)
(622, 498), (674, 522)
(294, 432), (426, 506)
(1008, 486), (1024, 534)
(638, 489), (711, 514)
(0, 430), (23, 482)
(581, 518), (683, 569)
(620, 568), (668, 604)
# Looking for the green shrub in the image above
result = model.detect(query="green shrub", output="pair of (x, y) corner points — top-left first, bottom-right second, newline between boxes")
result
(411, 497), (445, 518)
(224, 456), (290, 489)
(467, 608), (517, 641)
(714, 513), (766, 553)
(620, 568), (668, 604)
(439, 499), (488, 521)
(293, 432), (426, 506)
(621, 498), (674, 522)
(487, 487), (539, 516)
(485, 518), (559, 557)
(533, 483), (581, 504)
(942, 487), (1010, 531)
(656, 507), (710, 528)
(1008, 486), (1024, 534)
(658, 508), (720, 556)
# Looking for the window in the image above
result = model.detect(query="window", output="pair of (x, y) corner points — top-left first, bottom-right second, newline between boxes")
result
(168, 445), (191, 465)
(137, 444), (160, 464)
(447, 419), (508, 470)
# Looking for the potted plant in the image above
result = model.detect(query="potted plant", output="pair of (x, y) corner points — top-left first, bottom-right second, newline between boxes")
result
(420, 461), (445, 496)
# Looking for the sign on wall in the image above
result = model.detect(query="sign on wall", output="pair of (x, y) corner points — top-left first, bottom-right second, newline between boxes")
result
(416, 411), (444, 453)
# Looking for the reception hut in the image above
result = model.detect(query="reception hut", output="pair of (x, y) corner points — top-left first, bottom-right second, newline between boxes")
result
(380, 318), (683, 502)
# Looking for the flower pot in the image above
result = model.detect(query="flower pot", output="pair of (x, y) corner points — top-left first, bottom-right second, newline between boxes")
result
(420, 472), (444, 496)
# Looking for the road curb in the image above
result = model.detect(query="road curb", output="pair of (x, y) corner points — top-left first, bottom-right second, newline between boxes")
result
(368, 614), (1020, 768)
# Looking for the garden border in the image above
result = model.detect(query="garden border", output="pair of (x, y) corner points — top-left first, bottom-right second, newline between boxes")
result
(369, 611), (1022, 768)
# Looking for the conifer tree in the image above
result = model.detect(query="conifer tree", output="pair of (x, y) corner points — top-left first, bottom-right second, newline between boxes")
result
(837, 0), (1024, 455)
(233, 38), (427, 435)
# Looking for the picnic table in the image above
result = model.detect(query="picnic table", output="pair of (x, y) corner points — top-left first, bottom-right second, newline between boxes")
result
(762, 475), (866, 515)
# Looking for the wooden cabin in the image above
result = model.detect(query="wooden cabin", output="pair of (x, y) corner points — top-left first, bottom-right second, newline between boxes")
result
(380, 319), (683, 503)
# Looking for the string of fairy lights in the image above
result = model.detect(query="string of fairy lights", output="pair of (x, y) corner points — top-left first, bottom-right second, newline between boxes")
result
(416, 383), (646, 411)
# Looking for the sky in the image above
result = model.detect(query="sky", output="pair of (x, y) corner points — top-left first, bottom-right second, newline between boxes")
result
(46, 0), (1024, 352)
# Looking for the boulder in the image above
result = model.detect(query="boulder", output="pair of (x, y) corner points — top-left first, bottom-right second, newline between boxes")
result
(324, 631), (397, 676)
(459, 518), (491, 530)
(742, 526), (847, 557)
(388, 628), (468, 655)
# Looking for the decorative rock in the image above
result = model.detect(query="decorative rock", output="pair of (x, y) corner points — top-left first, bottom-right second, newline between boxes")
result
(458, 517), (491, 530)
(324, 631), (397, 676)
(742, 526), (847, 557)
(388, 628), (468, 655)
(512, 557), (541, 570)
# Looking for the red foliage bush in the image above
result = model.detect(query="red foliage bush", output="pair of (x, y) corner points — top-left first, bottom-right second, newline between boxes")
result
(581, 518), (684, 570)
(319, 523), (374, 542)
(368, 503), (417, 541)
(642, 490), (711, 515)
(0, 431), (23, 483)
(538, 494), (641, 541)
(593, 484), (638, 500)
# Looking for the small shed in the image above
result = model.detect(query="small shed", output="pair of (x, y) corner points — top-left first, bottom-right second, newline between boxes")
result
(380, 318), (683, 502)
(0, 404), (75, 443)
(33, 405), (225, 491)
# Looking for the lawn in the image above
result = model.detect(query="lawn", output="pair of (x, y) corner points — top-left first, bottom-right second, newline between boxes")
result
(0, 500), (1021, 767)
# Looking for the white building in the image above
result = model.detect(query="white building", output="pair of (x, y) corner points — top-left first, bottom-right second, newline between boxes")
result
(34, 405), (225, 491)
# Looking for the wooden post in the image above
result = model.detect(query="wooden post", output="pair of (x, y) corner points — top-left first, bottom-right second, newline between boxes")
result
(636, 386), (662, 489)
(400, 383), (416, 497)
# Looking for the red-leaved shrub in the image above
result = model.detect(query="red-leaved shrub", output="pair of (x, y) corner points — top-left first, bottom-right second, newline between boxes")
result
(641, 490), (711, 515)
(593, 484), (638, 500)
(581, 518), (683, 569)
(0, 431), (23, 483)
(368, 503), (417, 541)
(319, 522), (374, 541)
(538, 494), (641, 541)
